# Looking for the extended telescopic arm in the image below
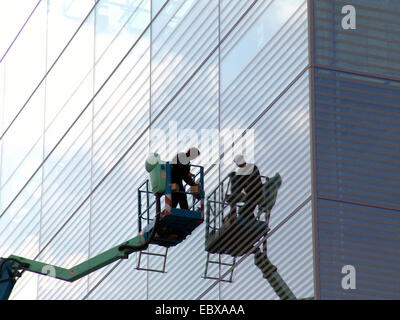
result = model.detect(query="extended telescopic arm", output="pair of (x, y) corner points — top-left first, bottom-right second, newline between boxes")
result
(0, 210), (161, 299)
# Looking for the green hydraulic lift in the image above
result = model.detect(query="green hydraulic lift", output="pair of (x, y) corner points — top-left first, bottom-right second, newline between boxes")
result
(0, 155), (205, 300)
(0, 227), (151, 300)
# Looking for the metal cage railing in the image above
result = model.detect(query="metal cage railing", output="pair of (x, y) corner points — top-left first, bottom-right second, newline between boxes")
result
(138, 162), (204, 234)
(205, 173), (271, 238)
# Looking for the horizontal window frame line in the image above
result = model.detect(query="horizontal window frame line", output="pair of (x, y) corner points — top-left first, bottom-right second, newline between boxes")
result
(317, 207), (400, 230)
(316, 122), (400, 145)
(318, 0), (400, 18)
(318, 212), (400, 241)
(316, 43), (400, 65)
(317, 195), (400, 213)
(315, 12), (400, 34)
(315, 34), (400, 57)
(313, 64), (400, 86)
(318, 261), (400, 285)
(317, 113), (400, 135)
(318, 167), (400, 189)
(315, 80), (400, 102)
(315, 5), (400, 26)
(317, 143), (400, 166)
(317, 158), (400, 182)
(314, 98), (400, 121)
(318, 241), (400, 268)
(318, 162), (398, 185)
(316, 54), (400, 75)
(315, 129), (400, 151)
(317, 152), (400, 174)
(314, 24), (400, 48)
(318, 215), (400, 238)
(317, 186), (400, 208)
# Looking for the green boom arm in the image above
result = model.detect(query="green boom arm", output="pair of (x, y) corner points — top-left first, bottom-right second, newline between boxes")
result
(8, 234), (147, 282)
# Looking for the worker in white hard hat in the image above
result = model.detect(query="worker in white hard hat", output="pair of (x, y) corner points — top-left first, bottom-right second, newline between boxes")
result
(226, 155), (264, 221)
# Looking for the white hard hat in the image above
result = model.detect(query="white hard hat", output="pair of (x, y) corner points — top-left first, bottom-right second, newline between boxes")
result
(187, 147), (200, 160)
(234, 154), (246, 166)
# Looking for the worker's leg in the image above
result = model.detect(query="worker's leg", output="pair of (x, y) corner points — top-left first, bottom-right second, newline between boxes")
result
(238, 200), (257, 219)
(171, 192), (179, 208)
(177, 192), (189, 209)
(223, 201), (238, 224)
(225, 175), (244, 222)
(239, 190), (264, 219)
(166, 193), (185, 239)
(172, 192), (189, 209)
(228, 201), (238, 220)
(225, 194), (240, 222)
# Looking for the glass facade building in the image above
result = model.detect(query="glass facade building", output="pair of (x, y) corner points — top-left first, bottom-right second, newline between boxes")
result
(0, 0), (398, 300)
(311, 0), (400, 299)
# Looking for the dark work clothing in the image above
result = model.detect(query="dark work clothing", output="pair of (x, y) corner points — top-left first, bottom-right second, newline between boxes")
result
(171, 153), (196, 187)
(238, 192), (264, 219)
(171, 153), (196, 209)
(172, 192), (189, 210)
(239, 165), (263, 196)
(229, 164), (264, 219)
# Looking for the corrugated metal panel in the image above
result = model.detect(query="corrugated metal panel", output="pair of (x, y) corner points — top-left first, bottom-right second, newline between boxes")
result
(313, 61), (400, 299)
(312, 0), (400, 300)
(314, 0), (400, 79)
(317, 199), (400, 299)
(315, 69), (400, 209)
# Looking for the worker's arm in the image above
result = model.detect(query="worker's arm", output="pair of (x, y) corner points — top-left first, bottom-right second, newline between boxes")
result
(182, 166), (197, 186)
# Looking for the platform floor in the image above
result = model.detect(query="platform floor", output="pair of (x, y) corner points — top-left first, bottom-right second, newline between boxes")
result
(145, 208), (203, 247)
(205, 217), (269, 256)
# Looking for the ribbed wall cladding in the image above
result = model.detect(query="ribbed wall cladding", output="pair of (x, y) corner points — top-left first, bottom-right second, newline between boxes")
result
(314, 0), (400, 78)
(312, 0), (400, 299)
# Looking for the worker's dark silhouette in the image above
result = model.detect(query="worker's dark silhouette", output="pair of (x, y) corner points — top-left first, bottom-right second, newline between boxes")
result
(171, 147), (200, 209)
(227, 155), (264, 220)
